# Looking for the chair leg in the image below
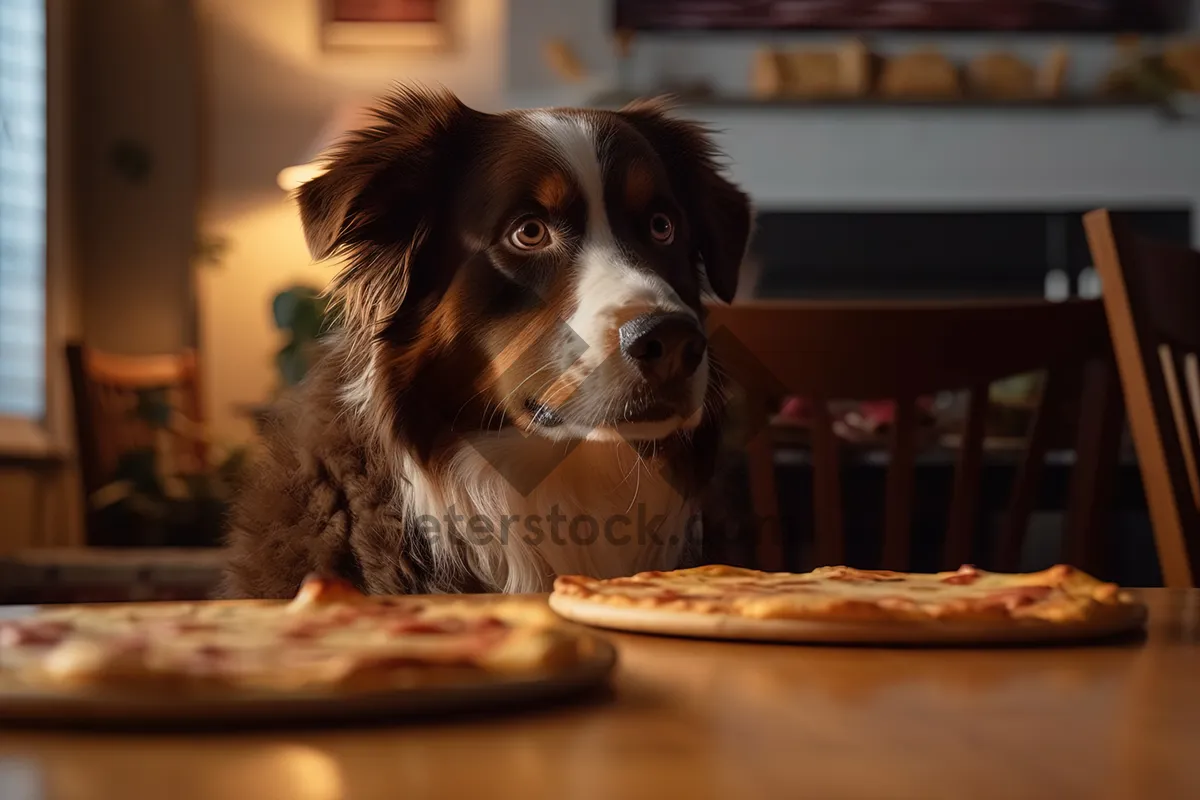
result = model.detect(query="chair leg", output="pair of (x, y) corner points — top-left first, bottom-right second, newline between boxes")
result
(1064, 360), (1126, 579)
(747, 429), (784, 572)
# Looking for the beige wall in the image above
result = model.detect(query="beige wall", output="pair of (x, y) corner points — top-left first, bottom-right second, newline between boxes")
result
(73, 0), (199, 355)
(194, 0), (506, 446)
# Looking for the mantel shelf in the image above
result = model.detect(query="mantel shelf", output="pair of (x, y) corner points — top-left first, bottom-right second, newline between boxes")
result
(587, 91), (1171, 114)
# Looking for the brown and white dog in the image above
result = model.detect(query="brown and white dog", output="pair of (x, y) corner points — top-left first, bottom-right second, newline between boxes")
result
(221, 87), (753, 599)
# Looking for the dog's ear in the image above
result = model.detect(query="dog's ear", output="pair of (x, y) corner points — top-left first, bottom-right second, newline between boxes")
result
(294, 86), (475, 331)
(619, 97), (753, 304)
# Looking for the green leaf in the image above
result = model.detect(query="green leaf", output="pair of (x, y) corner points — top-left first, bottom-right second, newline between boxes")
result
(276, 342), (309, 387)
(272, 288), (300, 330)
(112, 448), (164, 496)
(291, 296), (324, 342)
(133, 387), (173, 428)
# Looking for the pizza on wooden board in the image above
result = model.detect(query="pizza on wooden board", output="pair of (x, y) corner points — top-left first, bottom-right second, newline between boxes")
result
(0, 574), (592, 694)
(549, 564), (1148, 643)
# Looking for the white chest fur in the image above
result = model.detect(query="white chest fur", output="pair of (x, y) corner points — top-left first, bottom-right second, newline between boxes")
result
(396, 434), (695, 593)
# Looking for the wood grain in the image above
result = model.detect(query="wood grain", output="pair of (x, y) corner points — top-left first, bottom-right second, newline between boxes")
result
(0, 589), (1197, 800)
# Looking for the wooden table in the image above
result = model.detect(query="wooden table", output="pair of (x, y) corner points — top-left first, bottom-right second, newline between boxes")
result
(1, 589), (1197, 800)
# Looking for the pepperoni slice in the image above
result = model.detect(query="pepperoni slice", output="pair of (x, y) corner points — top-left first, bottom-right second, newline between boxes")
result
(941, 566), (982, 585)
(0, 619), (73, 647)
(977, 585), (1055, 610)
(281, 620), (332, 640)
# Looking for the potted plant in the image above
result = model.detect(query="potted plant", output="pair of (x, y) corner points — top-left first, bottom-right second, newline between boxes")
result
(89, 388), (249, 548)
(272, 284), (332, 389)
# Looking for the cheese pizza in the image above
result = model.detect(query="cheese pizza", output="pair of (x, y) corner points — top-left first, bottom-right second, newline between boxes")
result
(0, 574), (590, 694)
(549, 564), (1148, 644)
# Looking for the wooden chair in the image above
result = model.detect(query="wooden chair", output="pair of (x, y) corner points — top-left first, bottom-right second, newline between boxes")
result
(704, 298), (1126, 576)
(1084, 209), (1200, 588)
(65, 343), (208, 539)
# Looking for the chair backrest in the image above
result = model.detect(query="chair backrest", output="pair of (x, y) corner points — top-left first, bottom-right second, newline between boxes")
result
(65, 343), (208, 503)
(1084, 209), (1200, 588)
(704, 298), (1124, 575)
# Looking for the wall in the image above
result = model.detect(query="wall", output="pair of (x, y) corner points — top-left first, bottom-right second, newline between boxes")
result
(73, 0), (199, 355)
(194, 0), (506, 446)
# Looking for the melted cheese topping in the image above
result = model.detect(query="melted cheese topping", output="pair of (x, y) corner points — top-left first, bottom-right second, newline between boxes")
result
(0, 590), (577, 691)
(553, 564), (1135, 623)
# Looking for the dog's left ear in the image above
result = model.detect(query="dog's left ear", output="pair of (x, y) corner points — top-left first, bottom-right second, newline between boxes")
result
(619, 98), (753, 304)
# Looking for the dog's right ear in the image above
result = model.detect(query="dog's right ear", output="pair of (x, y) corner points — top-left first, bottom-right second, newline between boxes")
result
(294, 87), (474, 333)
(296, 87), (471, 261)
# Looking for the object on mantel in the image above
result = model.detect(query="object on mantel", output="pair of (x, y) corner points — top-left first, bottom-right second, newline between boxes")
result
(1101, 35), (1180, 101)
(1037, 45), (1071, 97)
(968, 52), (1039, 99)
(878, 48), (962, 98)
(751, 39), (871, 100)
(543, 38), (588, 83)
(1163, 37), (1200, 92)
(750, 47), (787, 98)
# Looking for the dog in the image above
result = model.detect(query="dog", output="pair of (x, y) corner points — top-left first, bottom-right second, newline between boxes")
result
(221, 87), (753, 598)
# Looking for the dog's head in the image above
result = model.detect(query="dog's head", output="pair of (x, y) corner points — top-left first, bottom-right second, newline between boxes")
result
(296, 87), (752, 461)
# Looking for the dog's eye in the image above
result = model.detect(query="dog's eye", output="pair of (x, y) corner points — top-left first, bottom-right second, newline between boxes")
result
(649, 213), (675, 245)
(509, 218), (551, 250)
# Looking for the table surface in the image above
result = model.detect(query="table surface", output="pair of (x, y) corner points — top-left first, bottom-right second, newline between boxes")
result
(0, 588), (1197, 800)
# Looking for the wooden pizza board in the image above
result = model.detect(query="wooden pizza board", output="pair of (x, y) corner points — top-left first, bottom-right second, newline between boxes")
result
(0, 601), (617, 729)
(548, 593), (1149, 646)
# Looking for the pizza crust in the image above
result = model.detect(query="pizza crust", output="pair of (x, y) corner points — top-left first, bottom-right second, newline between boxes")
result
(547, 591), (1148, 644)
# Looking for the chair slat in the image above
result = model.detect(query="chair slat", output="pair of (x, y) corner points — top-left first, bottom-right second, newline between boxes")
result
(995, 372), (1068, 572)
(1063, 360), (1125, 576)
(944, 385), (989, 569)
(810, 397), (843, 568)
(1165, 348), (1200, 509)
(882, 398), (919, 571)
(747, 425), (784, 572)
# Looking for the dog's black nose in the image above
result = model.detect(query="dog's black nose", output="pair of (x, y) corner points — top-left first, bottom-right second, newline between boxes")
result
(619, 312), (707, 384)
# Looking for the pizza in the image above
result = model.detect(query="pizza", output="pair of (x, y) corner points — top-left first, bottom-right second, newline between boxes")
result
(549, 564), (1148, 643)
(0, 574), (591, 694)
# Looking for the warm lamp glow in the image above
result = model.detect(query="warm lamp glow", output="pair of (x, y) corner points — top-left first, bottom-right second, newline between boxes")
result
(277, 162), (328, 192)
(277, 100), (379, 193)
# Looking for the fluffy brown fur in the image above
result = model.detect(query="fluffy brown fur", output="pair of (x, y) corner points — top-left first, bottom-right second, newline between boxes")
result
(220, 86), (752, 599)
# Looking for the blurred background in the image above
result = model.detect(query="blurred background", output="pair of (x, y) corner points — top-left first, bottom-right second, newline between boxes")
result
(1, 0), (1198, 601)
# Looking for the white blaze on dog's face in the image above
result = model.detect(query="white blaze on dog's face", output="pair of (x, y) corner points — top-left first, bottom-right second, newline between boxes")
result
(523, 110), (707, 442)
(293, 88), (753, 461)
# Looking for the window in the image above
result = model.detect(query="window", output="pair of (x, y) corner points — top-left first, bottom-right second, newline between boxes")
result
(0, 0), (46, 422)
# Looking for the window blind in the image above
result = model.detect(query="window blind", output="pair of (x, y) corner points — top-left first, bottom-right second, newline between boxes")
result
(0, 0), (46, 419)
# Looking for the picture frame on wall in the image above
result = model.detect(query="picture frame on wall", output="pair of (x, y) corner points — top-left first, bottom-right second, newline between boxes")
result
(319, 0), (451, 51)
